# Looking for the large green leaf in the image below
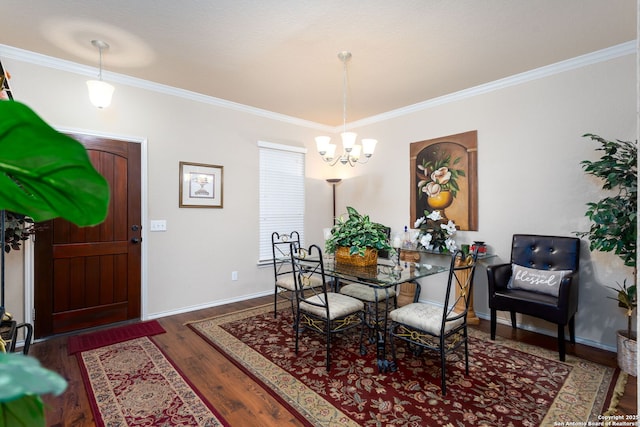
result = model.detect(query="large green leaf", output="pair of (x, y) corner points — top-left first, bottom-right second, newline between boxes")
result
(0, 353), (65, 427)
(0, 101), (109, 226)
(0, 353), (67, 402)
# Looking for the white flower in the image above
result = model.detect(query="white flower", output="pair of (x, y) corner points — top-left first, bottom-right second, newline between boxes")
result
(424, 182), (441, 197)
(445, 238), (457, 252)
(427, 210), (442, 221)
(431, 167), (452, 185)
(414, 216), (426, 228)
(420, 233), (433, 249)
(440, 220), (457, 236)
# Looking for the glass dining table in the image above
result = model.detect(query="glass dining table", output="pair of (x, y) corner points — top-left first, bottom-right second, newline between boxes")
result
(323, 257), (449, 372)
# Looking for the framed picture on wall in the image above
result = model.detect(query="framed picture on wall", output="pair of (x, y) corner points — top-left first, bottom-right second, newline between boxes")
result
(409, 130), (478, 230)
(179, 161), (224, 208)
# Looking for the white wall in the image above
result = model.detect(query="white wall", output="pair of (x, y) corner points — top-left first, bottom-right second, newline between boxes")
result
(1, 44), (636, 351)
(330, 52), (637, 350)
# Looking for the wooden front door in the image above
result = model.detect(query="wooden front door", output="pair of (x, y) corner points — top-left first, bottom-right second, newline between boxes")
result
(34, 134), (141, 338)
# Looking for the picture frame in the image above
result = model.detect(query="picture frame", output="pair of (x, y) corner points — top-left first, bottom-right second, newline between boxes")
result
(179, 161), (224, 208)
(409, 130), (478, 230)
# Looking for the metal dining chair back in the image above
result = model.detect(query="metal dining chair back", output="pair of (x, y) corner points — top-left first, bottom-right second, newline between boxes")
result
(271, 231), (302, 318)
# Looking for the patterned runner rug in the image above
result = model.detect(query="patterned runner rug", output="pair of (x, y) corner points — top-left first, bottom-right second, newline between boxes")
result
(188, 305), (619, 427)
(69, 320), (229, 427)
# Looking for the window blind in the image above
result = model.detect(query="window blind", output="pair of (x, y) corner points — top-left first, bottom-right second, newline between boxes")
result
(258, 142), (306, 262)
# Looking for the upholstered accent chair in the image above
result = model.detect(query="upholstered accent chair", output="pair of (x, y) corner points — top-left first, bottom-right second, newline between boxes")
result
(291, 244), (365, 371)
(389, 249), (479, 395)
(486, 234), (580, 361)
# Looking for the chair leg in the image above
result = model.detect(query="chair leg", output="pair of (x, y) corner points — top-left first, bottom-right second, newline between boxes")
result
(359, 313), (366, 356)
(274, 288), (278, 318)
(510, 311), (517, 329)
(294, 311), (301, 354)
(464, 328), (469, 375)
(558, 324), (566, 362)
(389, 324), (398, 362)
(326, 324), (331, 371)
(440, 336), (447, 395)
(569, 317), (576, 344)
(490, 309), (497, 340)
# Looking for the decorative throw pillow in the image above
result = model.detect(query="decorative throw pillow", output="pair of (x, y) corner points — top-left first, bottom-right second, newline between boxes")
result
(507, 264), (572, 296)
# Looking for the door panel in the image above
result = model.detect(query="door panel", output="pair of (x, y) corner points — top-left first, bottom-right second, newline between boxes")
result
(34, 134), (141, 338)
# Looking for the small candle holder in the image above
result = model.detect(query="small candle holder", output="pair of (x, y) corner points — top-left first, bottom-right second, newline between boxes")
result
(391, 232), (404, 272)
(393, 249), (403, 272)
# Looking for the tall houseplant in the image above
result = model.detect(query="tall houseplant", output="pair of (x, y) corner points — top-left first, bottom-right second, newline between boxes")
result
(0, 100), (110, 426)
(576, 133), (637, 374)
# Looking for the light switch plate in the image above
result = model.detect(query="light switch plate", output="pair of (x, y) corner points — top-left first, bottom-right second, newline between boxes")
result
(150, 220), (167, 231)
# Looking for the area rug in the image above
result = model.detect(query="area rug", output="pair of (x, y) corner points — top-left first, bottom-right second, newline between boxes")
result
(69, 320), (229, 427)
(188, 306), (620, 427)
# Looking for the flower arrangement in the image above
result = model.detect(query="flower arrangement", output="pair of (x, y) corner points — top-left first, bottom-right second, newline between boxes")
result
(416, 149), (465, 202)
(413, 210), (458, 253)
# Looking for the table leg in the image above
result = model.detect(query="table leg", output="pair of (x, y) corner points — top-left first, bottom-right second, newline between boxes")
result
(454, 258), (480, 325)
(373, 287), (397, 373)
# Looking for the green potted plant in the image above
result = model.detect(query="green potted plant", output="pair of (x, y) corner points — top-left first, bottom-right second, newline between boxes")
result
(325, 206), (394, 267)
(0, 100), (110, 426)
(576, 133), (637, 375)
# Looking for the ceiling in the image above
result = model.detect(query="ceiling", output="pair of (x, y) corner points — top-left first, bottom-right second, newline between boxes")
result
(0, 1), (636, 126)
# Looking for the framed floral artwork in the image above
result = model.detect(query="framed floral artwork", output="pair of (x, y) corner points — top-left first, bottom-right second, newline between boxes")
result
(179, 161), (224, 208)
(410, 130), (478, 230)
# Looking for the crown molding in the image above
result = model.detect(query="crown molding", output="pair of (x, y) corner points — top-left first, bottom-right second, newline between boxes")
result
(348, 40), (637, 129)
(0, 43), (332, 133)
(1, 41), (635, 133)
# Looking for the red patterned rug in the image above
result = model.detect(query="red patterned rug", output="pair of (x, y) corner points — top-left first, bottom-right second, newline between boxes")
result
(69, 320), (230, 427)
(188, 305), (619, 427)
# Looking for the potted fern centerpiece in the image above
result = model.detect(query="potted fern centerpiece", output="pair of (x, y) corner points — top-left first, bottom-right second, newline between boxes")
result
(325, 206), (394, 267)
(576, 133), (637, 375)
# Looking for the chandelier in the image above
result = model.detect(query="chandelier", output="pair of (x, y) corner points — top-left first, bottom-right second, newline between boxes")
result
(315, 51), (377, 167)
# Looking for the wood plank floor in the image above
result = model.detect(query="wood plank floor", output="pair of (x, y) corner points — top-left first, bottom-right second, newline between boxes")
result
(31, 295), (636, 427)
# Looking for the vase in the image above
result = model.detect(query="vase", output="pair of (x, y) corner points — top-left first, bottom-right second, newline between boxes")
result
(335, 246), (378, 267)
(616, 330), (637, 376)
(427, 190), (453, 211)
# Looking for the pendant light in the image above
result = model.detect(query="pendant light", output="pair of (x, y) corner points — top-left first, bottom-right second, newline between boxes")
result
(87, 40), (115, 109)
(316, 51), (377, 167)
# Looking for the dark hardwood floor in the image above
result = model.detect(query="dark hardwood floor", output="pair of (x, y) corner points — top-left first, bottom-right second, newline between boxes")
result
(30, 295), (636, 426)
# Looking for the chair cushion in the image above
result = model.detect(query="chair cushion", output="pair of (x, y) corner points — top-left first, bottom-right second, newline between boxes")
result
(507, 264), (572, 296)
(300, 293), (364, 320)
(390, 303), (463, 336)
(276, 274), (324, 291)
(340, 283), (396, 302)
(275, 275), (297, 291)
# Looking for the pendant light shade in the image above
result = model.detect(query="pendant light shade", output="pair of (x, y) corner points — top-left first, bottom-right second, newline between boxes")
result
(87, 79), (114, 109)
(87, 40), (114, 109)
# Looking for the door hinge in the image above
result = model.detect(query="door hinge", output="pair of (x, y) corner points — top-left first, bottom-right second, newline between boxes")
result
(32, 308), (36, 320)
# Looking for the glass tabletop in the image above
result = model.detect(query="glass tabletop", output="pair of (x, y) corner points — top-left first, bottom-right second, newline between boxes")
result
(323, 258), (448, 287)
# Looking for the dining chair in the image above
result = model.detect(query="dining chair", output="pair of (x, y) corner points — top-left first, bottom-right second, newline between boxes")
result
(271, 231), (304, 318)
(291, 244), (366, 371)
(388, 249), (479, 395)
